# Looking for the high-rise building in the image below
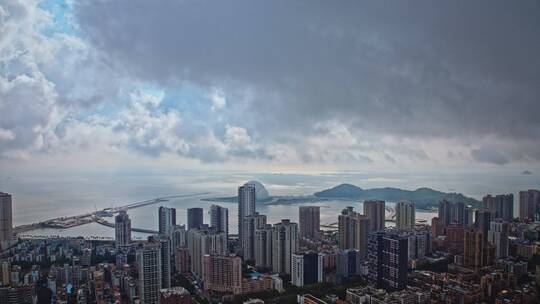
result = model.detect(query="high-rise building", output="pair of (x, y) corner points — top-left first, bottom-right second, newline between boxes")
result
(474, 209), (492, 243)
(114, 209), (131, 247)
(136, 243), (162, 304)
(299, 206), (320, 241)
(367, 230), (408, 291)
(338, 207), (370, 258)
(463, 228), (485, 267)
(431, 217), (443, 237)
(483, 194), (495, 210)
(203, 254), (242, 294)
(0, 192), (13, 243)
(238, 183), (256, 249)
(438, 200), (467, 227)
(254, 224), (273, 268)
(187, 208), (203, 230)
(484, 194), (514, 222)
(443, 224), (465, 253)
(2, 261), (10, 286)
(488, 220), (509, 259)
(272, 219), (299, 274)
(171, 225), (187, 250)
(497, 194), (514, 222)
(395, 201), (415, 230)
(187, 227), (228, 278)
(156, 235), (172, 289)
(519, 190), (540, 221)
(210, 205), (228, 237)
(159, 207), (176, 235)
(175, 248), (190, 274)
(242, 213), (267, 261)
(291, 252), (323, 287)
(363, 200), (385, 232)
(406, 230), (431, 261)
(438, 200), (452, 227)
(337, 249), (363, 281)
(464, 206), (474, 227)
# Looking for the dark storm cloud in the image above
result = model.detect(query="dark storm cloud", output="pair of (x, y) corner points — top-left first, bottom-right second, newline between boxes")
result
(75, 0), (540, 163)
(471, 146), (510, 165)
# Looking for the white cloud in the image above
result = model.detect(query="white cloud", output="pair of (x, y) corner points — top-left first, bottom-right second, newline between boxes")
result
(209, 89), (226, 111)
(0, 128), (15, 142)
(0, 0), (538, 176)
(130, 89), (164, 107)
(224, 124), (252, 147)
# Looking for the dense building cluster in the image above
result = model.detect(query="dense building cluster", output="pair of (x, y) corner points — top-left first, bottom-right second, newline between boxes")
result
(1, 186), (540, 303)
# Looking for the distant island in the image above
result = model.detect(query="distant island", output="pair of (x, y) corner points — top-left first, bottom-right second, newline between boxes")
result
(201, 181), (481, 210)
(314, 183), (481, 209)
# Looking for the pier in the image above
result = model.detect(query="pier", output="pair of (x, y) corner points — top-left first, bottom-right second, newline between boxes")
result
(13, 192), (208, 235)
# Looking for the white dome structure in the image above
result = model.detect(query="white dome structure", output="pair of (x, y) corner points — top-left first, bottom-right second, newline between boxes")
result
(246, 180), (270, 201)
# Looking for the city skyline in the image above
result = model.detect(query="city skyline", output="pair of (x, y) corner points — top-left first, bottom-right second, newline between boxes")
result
(1, 1), (540, 303)
(2, 181), (540, 303)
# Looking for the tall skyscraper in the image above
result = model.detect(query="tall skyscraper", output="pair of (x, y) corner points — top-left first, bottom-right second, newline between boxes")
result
(254, 224), (273, 268)
(2, 261), (10, 286)
(519, 190), (540, 221)
(363, 200), (385, 231)
(395, 201), (415, 230)
(0, 192), (13, 243)
(114, 209), (131, 247)
(475, 209), (492, 241)
(483, 194), (495, 213)
(187, 227), (228, 278)
(272, 219), (299, 274)
(175, 247), (190, 274)
(464, 206), (474, 227)
(210, 205), (228, 237)
(136, 243), (162, 304)
(438, 200), (467, 227)
(431, 217), (444, 237)
(202, 254), (242, 294)
(238, 183), (256, 250)
(463, 228), (489, 267)
(338, 207), (370, 258)
(488, 220), (509, 259)
(367, 230), (408, 291)
(299, 206), (320, 240)
(444, 224), (465, 253)
(291, 252), (323, 287)
(149, 235), (172, 289)
(241, 213), (267, 261)
(497, 194), (514, 222)
(438, 200), (451, 227)
(159, 207), (176, 235)
(171, 225), (187, 250)
(484, 194), (514, 222)
(187, 208), (203, 230)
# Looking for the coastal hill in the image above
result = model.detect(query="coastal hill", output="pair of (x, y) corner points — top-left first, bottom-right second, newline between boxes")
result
(314, 183), (481, 208)
(202, 181), (482, 209)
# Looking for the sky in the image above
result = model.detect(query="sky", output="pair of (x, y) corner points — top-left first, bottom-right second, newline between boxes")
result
(1, 0), (540, 204)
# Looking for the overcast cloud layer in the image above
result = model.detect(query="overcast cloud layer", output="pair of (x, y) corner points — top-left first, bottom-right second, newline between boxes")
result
(1, 0), (539, 174)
